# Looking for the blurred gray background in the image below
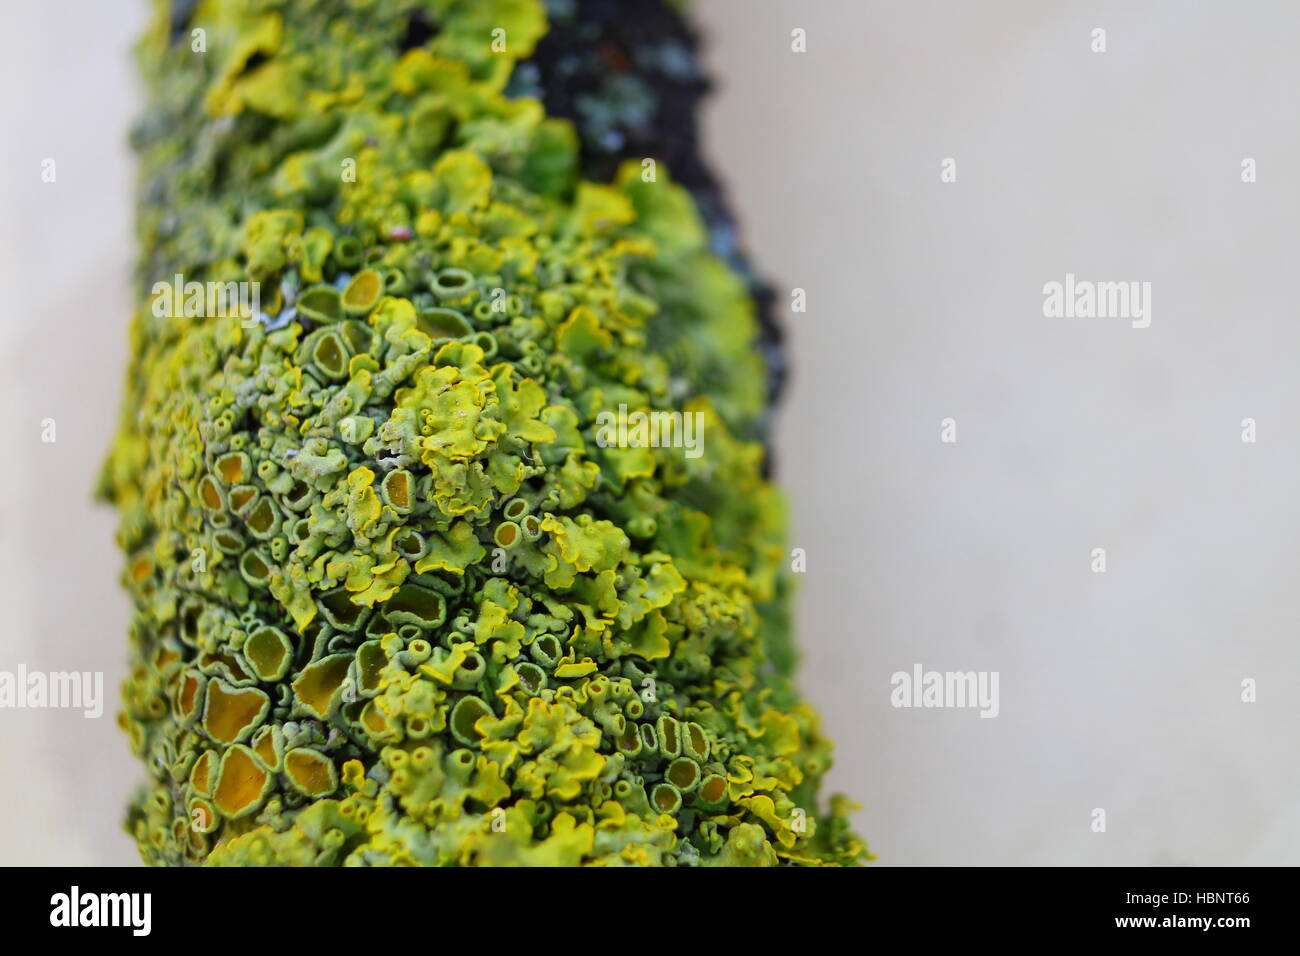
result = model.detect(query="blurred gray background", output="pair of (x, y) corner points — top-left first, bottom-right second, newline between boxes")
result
(3, 0), (1299, 865)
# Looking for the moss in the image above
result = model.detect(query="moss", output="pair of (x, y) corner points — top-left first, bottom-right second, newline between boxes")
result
(106, 0), (866, 867)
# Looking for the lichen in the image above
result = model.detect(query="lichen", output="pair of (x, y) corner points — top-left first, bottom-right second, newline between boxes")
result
(103, 0), (866, 866)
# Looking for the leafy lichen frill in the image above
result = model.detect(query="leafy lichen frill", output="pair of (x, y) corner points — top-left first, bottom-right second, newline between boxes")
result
(101, 0), (866, 866)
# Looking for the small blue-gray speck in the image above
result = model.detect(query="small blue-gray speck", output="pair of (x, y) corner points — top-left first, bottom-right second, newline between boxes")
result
(260, 305), (296, 331)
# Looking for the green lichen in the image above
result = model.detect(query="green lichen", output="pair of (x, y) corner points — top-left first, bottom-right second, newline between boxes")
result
(102, 0), (866, 866)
